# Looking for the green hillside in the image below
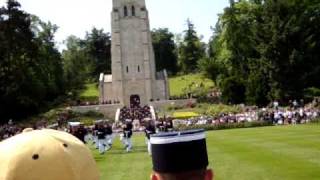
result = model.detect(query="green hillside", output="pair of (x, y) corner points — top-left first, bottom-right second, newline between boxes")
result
(79, 74), (215, 100)
(169, 73), (215, 97)
(79, 83), (99, 101)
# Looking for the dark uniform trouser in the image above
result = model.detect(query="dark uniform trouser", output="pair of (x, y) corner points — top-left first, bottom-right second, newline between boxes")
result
(123, 131), (132, 152)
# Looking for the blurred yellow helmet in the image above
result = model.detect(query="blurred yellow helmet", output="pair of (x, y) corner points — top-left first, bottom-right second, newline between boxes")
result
(0, 129), (100, 180)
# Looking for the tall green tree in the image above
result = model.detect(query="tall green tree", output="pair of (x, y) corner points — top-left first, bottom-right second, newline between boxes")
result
(0, 0), (65, 120)
(202, 0), (320, 106)
(151, 28), (178, 75)
(83, 28), (111, 79)
(31, 16), (64, 99)
(260, 0), (320, 101)
(0, 0), (39, 120)
(178, 19), (205, 73)
(62, 35), (93, 94)
(198, 19), (226, 82)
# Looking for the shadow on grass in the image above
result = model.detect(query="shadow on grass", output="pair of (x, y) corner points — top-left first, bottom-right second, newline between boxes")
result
(108, 146), (148, 155)
(95, 156), (107, 162)
(93, 145), (148, 156)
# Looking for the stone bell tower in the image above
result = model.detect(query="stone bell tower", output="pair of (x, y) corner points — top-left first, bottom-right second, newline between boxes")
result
(99, 0), (170, 106)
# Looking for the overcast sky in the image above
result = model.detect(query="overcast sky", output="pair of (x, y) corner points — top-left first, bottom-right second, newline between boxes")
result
(0, 0), (229, 50)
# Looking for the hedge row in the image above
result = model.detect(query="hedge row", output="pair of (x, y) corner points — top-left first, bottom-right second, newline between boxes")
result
(174, 121), (273, 131)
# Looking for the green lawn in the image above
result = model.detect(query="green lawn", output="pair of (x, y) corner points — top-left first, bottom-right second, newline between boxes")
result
(169, 73), (215, 97)
(80, 83), (99, 101)
(91, 124), (320, 180)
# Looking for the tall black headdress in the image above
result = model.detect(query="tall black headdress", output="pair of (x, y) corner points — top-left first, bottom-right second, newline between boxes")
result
(150, 129), (209, 173)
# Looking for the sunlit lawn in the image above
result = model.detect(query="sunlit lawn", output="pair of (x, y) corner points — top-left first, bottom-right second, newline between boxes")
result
(80, 83), (99, 101)
(169, 73), (215, 97)
(91, 124), (320, 180)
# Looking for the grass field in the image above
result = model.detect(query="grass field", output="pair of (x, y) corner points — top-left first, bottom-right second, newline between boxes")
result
(80, 83), (99, 101)
(169, 73), (215, 97)
(90, 124), (320, 180)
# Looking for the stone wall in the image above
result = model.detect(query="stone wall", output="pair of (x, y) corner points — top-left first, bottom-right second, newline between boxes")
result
(102, 82), (113, 102)
(71, 99), (197, 120)
(155, 80), (169, 100)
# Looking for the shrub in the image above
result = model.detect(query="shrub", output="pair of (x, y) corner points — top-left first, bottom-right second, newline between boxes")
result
(81, 111), (104, 118)
(304, 87), (320, 99)
(174, 121), (273, 131)
(221, 76), (246, 104)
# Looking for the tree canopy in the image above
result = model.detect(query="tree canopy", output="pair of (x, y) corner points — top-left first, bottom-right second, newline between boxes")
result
(2, 0), (320, 121)
(152, 28), (178, 75)
(203, 0), (320, 106)
(178, 19), (206, 74)
(0, 0), (64, 120)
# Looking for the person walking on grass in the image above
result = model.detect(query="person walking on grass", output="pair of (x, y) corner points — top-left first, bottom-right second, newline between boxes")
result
(122, 119), (133, 152)
(97, 124), (107, 154)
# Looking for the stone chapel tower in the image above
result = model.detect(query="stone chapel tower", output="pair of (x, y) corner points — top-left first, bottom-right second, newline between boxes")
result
(99, 0), (170, 106)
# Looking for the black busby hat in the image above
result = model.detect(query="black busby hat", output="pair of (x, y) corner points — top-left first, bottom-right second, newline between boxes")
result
(150, 129), (209, 173)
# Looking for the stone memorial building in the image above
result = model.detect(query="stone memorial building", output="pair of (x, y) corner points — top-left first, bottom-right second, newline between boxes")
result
(99, 0), (170, 106)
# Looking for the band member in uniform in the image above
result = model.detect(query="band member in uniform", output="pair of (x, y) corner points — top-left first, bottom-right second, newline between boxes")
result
(165, 119), (173, 132)
(97, 124), (107, 154)
(122, 120), (133, 152)
(85, 126), (94, 144)
(150, 129), (214, 180)
(74, 124), (88, 143)
(93, 123), (99, 149)
(145, 120), (156, 155)
(105, 122), (113, 151)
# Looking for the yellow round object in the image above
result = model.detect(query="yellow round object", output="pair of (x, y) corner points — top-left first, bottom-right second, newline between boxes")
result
(0, 129), (100, 180)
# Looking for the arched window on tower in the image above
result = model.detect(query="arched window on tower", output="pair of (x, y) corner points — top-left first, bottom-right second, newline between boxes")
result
(124, 6), (128, 17)
(131, 6), (135, 16)
(138, 65), (140, 72)
(126, 66), (129, 73)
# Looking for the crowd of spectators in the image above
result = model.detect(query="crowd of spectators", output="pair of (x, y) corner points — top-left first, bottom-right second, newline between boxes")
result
(75, 99), (121, 107)
(0, 121), (21, 141)
(0, 119), (51, 141)
(173, 101), (320, 127)
(2, 98), (319, 141)
(101, 100), (121, 105)
(155, 119), (174, 132)
(119, 105), (152, 121)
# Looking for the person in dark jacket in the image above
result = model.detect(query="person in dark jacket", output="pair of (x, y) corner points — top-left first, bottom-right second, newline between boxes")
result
(145, 120), (156, 155)
(74, 124), (88, 143)
(97, 124), (107, 154)
(123, 120), (133, 152)
(105, 123), (113, 151)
